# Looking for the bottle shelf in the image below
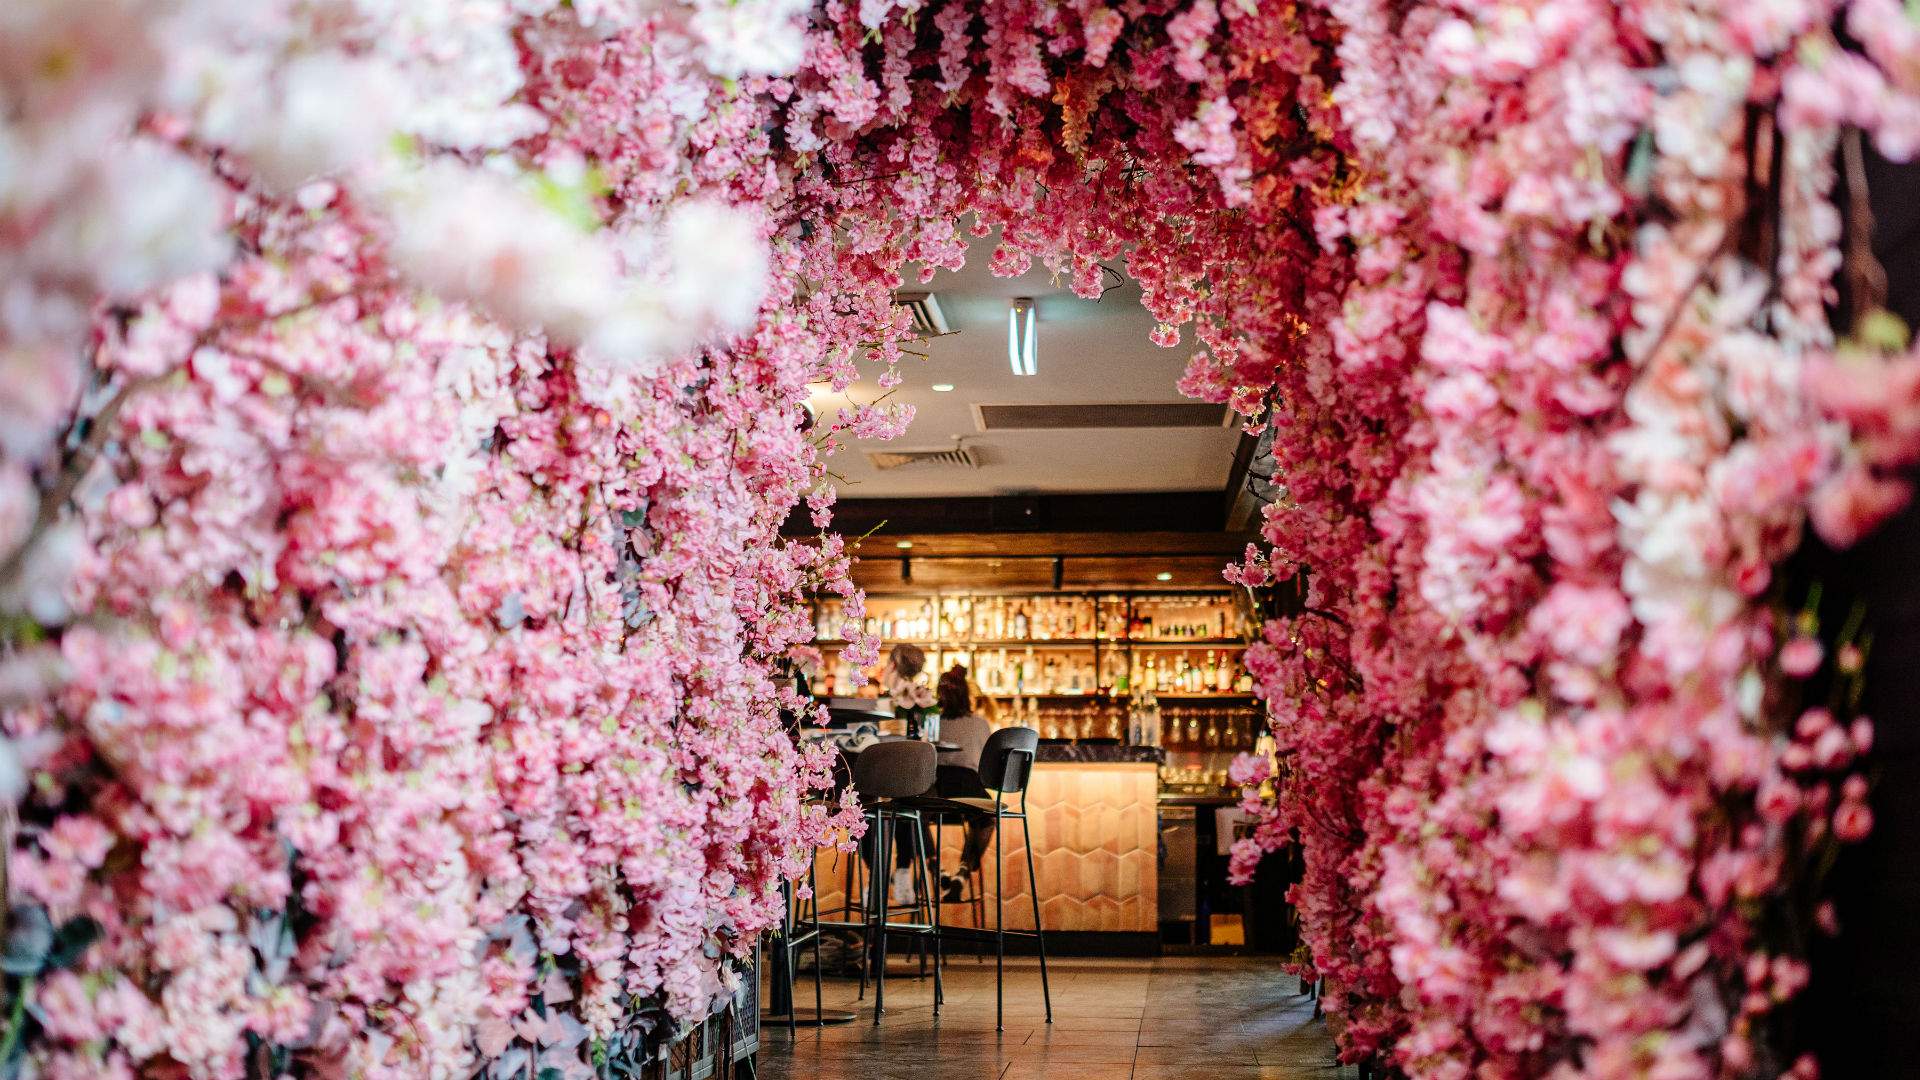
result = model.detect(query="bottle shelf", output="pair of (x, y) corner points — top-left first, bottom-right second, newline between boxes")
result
(984, 691), (1105, 699)
(976, 692), (1256, 702)
(1152, 693), (1259, 701)
(806, 587), (1261, 706)
(814, 637), (1246, 649)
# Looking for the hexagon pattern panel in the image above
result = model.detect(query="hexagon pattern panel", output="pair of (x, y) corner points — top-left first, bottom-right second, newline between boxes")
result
(804, 762), (1159, 933)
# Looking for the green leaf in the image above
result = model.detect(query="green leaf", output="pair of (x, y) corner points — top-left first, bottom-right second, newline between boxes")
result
(45, 917), (101, 971)
(531, 170), (604, 233)
(1857, 308), (1911, 353)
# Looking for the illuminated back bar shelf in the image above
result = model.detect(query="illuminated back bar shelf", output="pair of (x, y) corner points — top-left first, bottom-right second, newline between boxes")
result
(808, 588), (1264, 798)
(809, 590), (1258, 697)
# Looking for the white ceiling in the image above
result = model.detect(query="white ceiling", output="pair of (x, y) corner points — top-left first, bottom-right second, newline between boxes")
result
(810, 234), (1243, 498)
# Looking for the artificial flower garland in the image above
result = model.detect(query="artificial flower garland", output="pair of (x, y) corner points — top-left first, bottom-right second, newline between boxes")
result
(1, 0), (1917, 1077)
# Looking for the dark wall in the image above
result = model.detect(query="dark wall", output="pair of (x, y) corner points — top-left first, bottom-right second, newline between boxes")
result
(1800, 148), (1920, 1076)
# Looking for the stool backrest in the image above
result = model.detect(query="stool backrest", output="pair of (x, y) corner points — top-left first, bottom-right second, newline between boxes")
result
(938, 714), (991, 771)
(852, 739), (937, 800)
(979, 726), (1039, 795)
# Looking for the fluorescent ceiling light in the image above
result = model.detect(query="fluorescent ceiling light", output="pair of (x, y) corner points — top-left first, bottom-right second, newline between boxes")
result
(931, 383), (955, 392)
(896, 541), (914, 549)
(1007, 298), (1037, 376)
(1155, 572), (1173, 581)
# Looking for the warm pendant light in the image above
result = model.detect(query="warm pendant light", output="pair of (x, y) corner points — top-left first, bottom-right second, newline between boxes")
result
(1007, 298), (1037, 376)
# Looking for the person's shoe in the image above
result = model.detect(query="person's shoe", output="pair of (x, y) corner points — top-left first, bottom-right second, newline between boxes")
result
(890, 867), (917, 904)
(939, 873), (967, 902)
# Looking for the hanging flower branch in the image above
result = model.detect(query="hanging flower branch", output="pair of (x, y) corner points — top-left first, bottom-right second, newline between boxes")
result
(1, 0), (1917, 1076)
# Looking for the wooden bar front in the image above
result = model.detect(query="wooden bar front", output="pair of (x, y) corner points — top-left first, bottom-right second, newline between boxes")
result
(809, 760), (1159, 934)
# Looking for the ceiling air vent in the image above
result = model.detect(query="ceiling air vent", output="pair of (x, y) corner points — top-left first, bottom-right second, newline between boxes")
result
(892, 291), (952, 338)
(864, 445), (982, 471)
(974, 402), (1233, 431)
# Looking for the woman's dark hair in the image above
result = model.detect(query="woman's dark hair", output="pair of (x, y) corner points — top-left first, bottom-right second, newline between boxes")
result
(937, 665), (971, 717)
(889, 643), (927, 680)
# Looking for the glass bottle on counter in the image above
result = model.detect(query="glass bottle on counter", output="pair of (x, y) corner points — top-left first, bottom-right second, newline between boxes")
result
(1126, 685), (1161, 747)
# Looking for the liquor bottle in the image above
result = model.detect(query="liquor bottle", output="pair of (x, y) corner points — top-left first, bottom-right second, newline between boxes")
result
(1203, 650), (1218, 692)
(1012, 603), (1028, 639)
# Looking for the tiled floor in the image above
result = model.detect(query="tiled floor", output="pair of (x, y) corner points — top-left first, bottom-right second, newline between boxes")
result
(757, 953), (1356, 1080)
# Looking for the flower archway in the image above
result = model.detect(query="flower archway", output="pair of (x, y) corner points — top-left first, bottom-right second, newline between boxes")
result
(2, 0), (1916, 1077)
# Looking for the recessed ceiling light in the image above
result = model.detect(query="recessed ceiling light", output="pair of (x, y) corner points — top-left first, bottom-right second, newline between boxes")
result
(1155, 572), (1173, 581)
(931, 383), (955, 392)
(896, 541), (914, 549)
(1007, 298), (1037, 376)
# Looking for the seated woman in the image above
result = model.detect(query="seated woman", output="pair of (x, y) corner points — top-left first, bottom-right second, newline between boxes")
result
(928, 665), (996, 901)
(860, 644), (929, 901)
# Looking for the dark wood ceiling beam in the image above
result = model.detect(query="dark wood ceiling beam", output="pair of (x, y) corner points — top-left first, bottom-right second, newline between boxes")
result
(781, 491), (1242, 538)
(832, 531), (1250, 558)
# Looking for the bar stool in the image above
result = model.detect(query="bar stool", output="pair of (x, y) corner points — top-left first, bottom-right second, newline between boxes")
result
(905, 726), (1052, 1031)
(851, 739), (941, 1023)
(766, 752), (857, 1033)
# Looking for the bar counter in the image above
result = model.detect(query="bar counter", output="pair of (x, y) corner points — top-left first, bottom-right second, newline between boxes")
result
(810, 750), (1162, 939)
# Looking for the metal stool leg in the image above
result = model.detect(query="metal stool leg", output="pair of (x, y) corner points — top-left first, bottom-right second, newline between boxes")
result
(857, 817), (874, 1000)
(994, 805), (1005, 1033)
(809, 859), (823, 1021)
(971, 858), (986, 949)
(911, 813), (942, 1013)
(782, 878), (797, 1038)
(873, 807), (890, 1023)
(1019, 809), (1052, 1024)
(911, 813), (929, 979)
(929, 812), (945, 1010)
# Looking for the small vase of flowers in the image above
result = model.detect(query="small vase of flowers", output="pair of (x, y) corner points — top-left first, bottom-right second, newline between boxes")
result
(882, 645), (938, 739)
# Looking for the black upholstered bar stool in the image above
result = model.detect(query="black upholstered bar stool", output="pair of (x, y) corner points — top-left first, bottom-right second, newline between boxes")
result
(904, 726), (1052, 1031)
(850, 739), (942, 1023)
(765, 751), (856, 1032)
